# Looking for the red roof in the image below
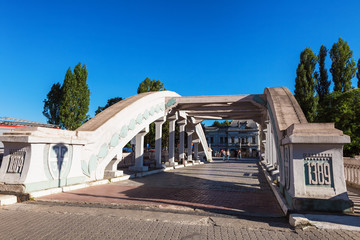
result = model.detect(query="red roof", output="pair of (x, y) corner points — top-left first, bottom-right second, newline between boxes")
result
(0, 124), (22, 128)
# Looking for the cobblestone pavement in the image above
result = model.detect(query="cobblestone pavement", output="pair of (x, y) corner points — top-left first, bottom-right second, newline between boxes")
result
(1, 202), (360, 239)
(40, 159), (283, 217)
(1, 159), (360, 239)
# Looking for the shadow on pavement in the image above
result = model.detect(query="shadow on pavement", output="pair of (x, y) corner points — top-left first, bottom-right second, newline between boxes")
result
(39, 158), (288, 229)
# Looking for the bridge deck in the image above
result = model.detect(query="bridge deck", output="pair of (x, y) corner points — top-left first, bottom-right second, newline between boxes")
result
(38, 158), (283, 217)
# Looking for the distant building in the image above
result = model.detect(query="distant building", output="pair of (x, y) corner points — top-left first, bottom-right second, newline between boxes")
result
(0, 117), (57, 153)
(204, 120), (260, 158)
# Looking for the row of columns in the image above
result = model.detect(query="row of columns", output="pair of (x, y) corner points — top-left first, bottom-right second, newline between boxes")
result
(130, 114), (201, 172)
(263, 118), (278, 169)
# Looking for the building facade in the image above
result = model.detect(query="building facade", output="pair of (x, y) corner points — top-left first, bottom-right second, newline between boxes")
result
(204, 120), (260, 158)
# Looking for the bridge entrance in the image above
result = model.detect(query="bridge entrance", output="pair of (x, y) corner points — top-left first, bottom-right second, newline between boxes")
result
(39, 157), (284, 217)
(0, 87), (353, 213)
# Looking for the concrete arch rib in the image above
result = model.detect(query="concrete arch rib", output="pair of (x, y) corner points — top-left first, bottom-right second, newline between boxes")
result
(77, 91), (180, 180)
(264, 87), (307, 132)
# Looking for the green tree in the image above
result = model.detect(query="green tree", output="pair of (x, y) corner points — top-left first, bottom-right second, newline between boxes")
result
(137, 77), (165, 94)
(315, 45), (330, 103)
(95, 97), (123, 115)
(60, 63), (90, 130)
(357, 59), (360, 88)
(294, 47), (318, 122)
(137, 78), (166, 148)
(211, 120), (232, 127)
(43, 82), (62, 125)
(319, 89), (360, 156)
(329, 38), (357, 92)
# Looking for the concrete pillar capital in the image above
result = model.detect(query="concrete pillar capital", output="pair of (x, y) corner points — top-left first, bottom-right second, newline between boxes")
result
(167, 112), (178, 121)
(155, 116), (166, 124)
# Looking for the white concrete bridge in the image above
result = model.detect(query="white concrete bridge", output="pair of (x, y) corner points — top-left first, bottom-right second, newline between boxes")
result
(0, 87), (353, 213)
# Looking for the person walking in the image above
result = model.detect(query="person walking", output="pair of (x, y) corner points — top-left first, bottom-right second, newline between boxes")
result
(238, 149), (241, 159)
(221, 149), (225, 161)
(226, 149), (230, 161)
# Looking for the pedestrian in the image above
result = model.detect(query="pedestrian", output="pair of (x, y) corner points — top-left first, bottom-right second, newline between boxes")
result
(238, 149), (241, 159)
(226, 149), (230, 161)
(221, 149), (225, 161)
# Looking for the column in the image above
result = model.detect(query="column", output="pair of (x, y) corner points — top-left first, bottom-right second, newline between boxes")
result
(104, 150), (124, 178)
(129, 127), (149, 172)
(168, 114), (177, 167)
(186, 129), (194, 162)
(155, 117), (165, 168)
(194, 143), (198, 160)
(193, 139), (200, 162)
(178, 119), (187, 162)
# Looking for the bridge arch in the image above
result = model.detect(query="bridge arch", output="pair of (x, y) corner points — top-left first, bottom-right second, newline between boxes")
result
(76, 91), (180, 180)
(0, 87), (353, 213)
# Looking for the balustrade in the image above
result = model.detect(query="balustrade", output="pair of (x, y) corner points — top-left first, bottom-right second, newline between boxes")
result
(344, 157), (360, 188)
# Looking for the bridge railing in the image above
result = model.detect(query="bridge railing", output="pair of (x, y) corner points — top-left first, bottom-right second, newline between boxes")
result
(344, 157), (360, 188)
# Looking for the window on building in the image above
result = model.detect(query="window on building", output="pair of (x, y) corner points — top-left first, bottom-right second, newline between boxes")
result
(220, 137), (223, 143)
(231, 137), (234, 144)
(211, 137), (214, 143)
(241, 138), (245, 144)
(225, 138), (228, 144)
(252, 137), (256, 144)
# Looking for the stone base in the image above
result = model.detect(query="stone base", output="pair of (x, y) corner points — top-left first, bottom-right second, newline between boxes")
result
(165, 162), (178, 167)
(187, 160), (195, 165)
(156, 163), (166, 169)
(285, 190), (354, 213)
(104, 170), (124, 178)
(129, 166), (148, 172)
(0, 183), (25, 193)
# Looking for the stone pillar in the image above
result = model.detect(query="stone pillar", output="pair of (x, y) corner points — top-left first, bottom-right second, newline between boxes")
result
(178, 120), (187, 162)
(282, 123), (352, 213)
(155, 117), (165, 168)
(186, 129), (194, 162)
(194, 142), (199, 160)
(104, 150), (124, 178)
(129, 127), (149, 172)
(168, 114), (177, 167)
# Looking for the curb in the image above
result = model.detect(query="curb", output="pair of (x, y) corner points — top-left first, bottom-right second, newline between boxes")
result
(288, 213), (312, 228)
(259, 161), (289, 216)
(0, 194), (17, 206)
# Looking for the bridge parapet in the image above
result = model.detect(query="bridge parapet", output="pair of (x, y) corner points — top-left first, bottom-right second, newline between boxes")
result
(263, 87), (353, 213)
(0, 90), (214, 193)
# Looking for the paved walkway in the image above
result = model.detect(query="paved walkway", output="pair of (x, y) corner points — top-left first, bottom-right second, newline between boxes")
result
(39, 158), (283, 217)
(1, 159), (360, 239)
(1, 202), (360, 239)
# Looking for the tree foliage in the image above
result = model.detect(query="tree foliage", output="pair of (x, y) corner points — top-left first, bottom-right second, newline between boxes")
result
(315, 45), (330, 103)
(59, 63), (90, 130)
(137, 77), (165, 94)
(294, 47), (318, 122)
(329, 38), (357, 92)
(211, 120), (232, 127)
(43, 82), (62, 125)
(95, 97), (123, 115)
(136, 78), (166, 148)
(318, 89), (360, 156)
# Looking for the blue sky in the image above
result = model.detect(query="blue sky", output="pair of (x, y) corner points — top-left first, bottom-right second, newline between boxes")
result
(1, 1), (360, 125)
